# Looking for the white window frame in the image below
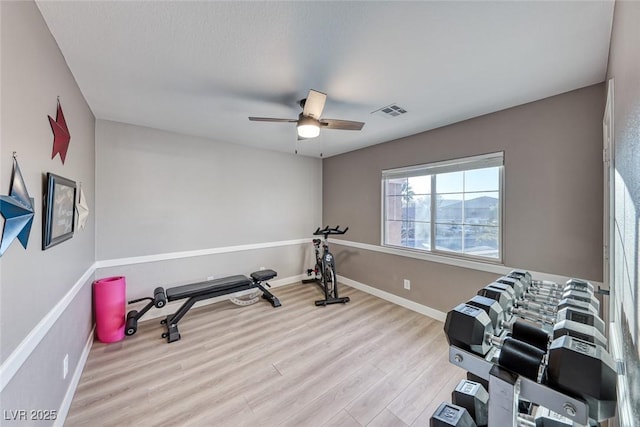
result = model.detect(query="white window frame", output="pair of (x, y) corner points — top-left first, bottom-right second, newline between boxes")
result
(381, 152), (504, 263)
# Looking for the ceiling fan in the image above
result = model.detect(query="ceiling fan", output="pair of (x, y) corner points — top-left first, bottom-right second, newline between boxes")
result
(249, 89), (365, 139)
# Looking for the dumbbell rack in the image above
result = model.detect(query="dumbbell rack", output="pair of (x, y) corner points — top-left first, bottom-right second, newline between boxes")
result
(448, 345), (590, 425)
(433, 270), (616, 427)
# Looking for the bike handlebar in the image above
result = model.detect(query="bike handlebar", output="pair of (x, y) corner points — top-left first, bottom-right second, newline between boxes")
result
(313, 225), (349, 237)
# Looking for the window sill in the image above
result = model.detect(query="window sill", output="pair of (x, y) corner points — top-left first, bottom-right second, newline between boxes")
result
(331, 238), (509, 276)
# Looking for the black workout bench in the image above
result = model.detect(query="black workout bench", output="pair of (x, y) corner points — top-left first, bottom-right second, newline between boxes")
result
(160, 269), (281, 343)
(125, 269), (281, 343)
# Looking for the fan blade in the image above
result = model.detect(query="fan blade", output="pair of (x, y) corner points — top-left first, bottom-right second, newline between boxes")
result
(320, 119), (365, 131)
(302, 90), (326, 120)
(248, 117), (298, 123)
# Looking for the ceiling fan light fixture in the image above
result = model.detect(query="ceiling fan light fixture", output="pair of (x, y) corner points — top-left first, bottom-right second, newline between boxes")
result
(297, 116), (320, 138)
(249, 89), (364, 142)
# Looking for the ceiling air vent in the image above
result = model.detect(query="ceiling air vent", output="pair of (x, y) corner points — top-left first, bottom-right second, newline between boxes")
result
(372, 104), (407, 118)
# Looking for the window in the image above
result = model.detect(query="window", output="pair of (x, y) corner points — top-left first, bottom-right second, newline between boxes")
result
(382, 152), (503, 261)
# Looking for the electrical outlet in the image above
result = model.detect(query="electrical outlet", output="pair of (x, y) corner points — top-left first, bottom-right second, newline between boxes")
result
(403, 279), (411, 290)
(207, 275), (214, 281)
(63, 354), (69, 379)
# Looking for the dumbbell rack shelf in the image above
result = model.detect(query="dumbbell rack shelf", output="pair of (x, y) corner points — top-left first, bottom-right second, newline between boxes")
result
(448, 345), (589, 426)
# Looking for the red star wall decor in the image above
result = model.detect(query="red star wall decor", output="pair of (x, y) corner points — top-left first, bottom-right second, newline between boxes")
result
(48, 99), (70, 164)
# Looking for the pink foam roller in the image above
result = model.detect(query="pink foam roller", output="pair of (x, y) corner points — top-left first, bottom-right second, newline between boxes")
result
(94, 276), (126, 343)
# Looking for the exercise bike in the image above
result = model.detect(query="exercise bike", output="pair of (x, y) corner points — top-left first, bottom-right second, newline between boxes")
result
(302, 225), (350, 306)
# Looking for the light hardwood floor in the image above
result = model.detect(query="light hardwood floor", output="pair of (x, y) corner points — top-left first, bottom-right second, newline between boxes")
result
(66, 283), (465, 426)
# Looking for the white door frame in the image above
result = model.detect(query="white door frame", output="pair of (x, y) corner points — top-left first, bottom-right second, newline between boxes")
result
(602, 78), (615, 322)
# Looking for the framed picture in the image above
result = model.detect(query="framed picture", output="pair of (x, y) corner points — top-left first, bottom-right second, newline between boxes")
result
(43, 173), (76, 250)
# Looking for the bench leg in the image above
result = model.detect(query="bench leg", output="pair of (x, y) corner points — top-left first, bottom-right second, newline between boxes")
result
(162, 317), (181, 343)
(257, 283), (281, 307)
(160, 280), (281, 343)
(161, 297), (199, 342)
(168, 297), (198, 325)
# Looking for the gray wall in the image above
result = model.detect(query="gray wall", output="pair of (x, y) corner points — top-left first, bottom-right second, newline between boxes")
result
(95, 120), (322, 299)
(323, 84), (605, 312)
(0, 0), (626, 424)
(0, 0), (95, 421)
(606, 1), (640, 424)
(0, 2), (322, 421)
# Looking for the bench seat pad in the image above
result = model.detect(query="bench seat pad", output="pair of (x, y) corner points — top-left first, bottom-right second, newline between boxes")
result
(250, 269), (277, 282)
(166, 275), (251, 302)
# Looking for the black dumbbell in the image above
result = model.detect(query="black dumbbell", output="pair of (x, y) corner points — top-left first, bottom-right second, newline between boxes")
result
(478, 283), (555, 325)
(450, 379), (532, 427)
(499, 274), (600, 313)
(451, 379), (535, 427)
(478, 283), (606, 337)
(498, 284), (605, 335)
(556, 296), (599, 317)
(430, 401), (478, 427)
(507, 272), (600, 312)
(444, 303), (548, 382)
(510, 270), (594, 293)
(451, 381), (594, 427)
(547, 336), (617, 422)
(466, 372), (489, 393)
(445, 303), (617, 422)
(466, 295), (550, 351)
(493, 280), (601, 325)
(506, 270), (595, 294)
(518, 407), (601, 427)
(492, 278), (600, 315)
(467, 295), (607, 350)
(526, 287), (600, 313)
(451, 379), (488, 427)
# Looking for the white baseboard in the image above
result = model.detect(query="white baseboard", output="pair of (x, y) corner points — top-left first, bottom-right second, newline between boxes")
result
(338, 275), (447, 322)
(55, 327), (94, 427)
(336, 269), (603, 324)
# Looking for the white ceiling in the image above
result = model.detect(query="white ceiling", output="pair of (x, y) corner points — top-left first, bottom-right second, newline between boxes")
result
(36, 1), (614, 158)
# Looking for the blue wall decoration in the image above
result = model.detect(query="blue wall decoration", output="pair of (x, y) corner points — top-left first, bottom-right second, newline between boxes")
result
(0, 154), (35, 256)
